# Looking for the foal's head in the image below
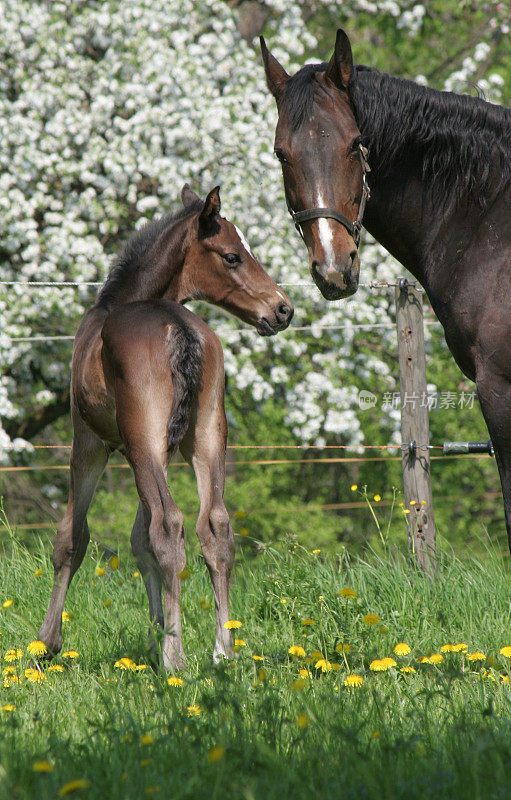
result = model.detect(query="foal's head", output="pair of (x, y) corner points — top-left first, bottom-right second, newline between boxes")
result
(180, 185), (293, 335)
(261, 30), (369, 300)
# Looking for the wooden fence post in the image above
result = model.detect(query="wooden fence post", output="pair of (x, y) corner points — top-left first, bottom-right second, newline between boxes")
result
(395, 279), (437, 577)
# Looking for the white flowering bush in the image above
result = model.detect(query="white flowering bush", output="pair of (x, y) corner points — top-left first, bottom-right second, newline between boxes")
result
(0, 0), (508, 463)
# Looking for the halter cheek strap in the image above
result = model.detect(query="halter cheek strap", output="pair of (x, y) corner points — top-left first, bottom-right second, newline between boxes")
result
(288, 144), (371, 248)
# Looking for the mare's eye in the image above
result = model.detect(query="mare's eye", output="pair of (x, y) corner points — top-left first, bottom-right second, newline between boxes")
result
(350, 136), (363, 153)
(274, 148), (289, 164)
(223, 253), (240, 266)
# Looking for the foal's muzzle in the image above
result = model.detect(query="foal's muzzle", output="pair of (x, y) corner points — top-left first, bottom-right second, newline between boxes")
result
(257, 300), (294, 336)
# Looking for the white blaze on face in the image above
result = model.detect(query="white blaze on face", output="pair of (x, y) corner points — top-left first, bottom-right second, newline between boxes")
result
(234, 225), (254, 259)
(316, 194), (335, 267)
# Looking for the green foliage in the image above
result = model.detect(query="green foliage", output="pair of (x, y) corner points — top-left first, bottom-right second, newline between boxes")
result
(1, 524), (511, 799)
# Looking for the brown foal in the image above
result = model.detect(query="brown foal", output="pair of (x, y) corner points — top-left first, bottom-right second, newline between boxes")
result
(38, 184), (293, 669)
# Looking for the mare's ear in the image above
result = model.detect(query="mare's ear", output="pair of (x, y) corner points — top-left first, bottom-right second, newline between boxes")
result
(324, 29), (354, 90)
(198, 186), (221, 237)
(181, 183), (201, 207)
(260, 36), (289, 100)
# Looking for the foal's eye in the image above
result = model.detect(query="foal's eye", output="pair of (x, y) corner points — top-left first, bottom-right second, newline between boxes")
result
(223, 253), (240, 266)
(274, 149), (289, 165)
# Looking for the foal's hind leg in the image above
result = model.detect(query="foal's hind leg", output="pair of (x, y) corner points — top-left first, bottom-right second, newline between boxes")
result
(181, 405), (235, 662)
(127, 446), (186, 670)
(39, 413), (108, 653)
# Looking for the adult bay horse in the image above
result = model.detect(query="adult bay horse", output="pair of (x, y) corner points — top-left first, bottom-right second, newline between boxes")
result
(38, 184), (293, 669)
(261, 30), (511, 549)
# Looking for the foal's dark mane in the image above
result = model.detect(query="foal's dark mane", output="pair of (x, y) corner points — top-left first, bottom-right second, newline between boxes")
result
(283, 63), (511, 206)
(97, 200), (203, 310)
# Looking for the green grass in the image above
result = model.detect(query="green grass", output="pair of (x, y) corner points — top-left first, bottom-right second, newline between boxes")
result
(1, 511), (511, 800)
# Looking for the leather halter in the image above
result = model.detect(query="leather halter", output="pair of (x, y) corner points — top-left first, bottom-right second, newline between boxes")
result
(288, 144), (371, 247)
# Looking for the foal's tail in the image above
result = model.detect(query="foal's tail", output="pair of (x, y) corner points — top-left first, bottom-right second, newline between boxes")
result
(166, 322), (204, 456)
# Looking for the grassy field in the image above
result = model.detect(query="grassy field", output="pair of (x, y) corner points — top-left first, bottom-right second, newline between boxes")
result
(1, 508), (511, 800)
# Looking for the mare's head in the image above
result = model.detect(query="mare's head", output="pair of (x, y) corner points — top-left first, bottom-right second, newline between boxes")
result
(180, 184), (293, 335)
(261, 30), (369, 300)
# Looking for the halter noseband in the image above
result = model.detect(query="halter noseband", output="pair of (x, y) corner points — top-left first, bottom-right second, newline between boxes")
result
(288, 144), (371, 248)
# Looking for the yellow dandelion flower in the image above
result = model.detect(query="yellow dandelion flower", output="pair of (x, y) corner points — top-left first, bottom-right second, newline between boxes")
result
(114, 657), (137, 671)
(429, 653), (444, 664)
(381, 657), (397, 668)
(34, 568), (43, 577)
(133, 571), (140, 578)
(33, 760), (54, 773)
(208, 745), (225, 764)
(335, 643), (351, 654)
(140, 734), (154, 745)
(369, 659), (389, 672)
(410, 500), (416, 505)
(27, 640), (48, 657)
(234, 639), (246, 648)
(4, 648), (23, 662)
(400, 666), (416, 674)
(452, 643), (468, 652)
(62, 611), (72, 623)
(312, 548), (321, 554)
(1, 704), (15, 713)
(299, 668), (311, 679)
(373, 494), (381, 502)
(350, 484), (358, 491)
(135, 664), (148, 671)
(344, 674), (364, 688)
(501, 674), (509, 684)
(223, 620), (242, 630)
(186, 705), (201, 717)
(440, 644), (454, 653)
(25, 668), (47, 683)
(310, 650), (323, 660)
(420, 656), (432, 664)
(3, 599), (13, 608)
(393, 643), (411, 656)
(301, 618), (315, 626)
(362, 614), (379, 626)
(500, 646), (511, 657)
(315, 659), (332, 672)
(2, 666), (16, 676)
(95, 565), (106, 577)
(403, 509), (410, 515)
(288, 645), (306, 658)
(62, 650), (79, 659)
(296, 712), (309, 729)
(48, 664), (65, 673)
(466, 652), (486, 662)
(168, 676), (183, 687)
(57, 779), (90, 797)
(252, 655), (265, 661)
(339, 588), (357, 599)
(109, 555), (119, 570)
(280, 598), (287, 604)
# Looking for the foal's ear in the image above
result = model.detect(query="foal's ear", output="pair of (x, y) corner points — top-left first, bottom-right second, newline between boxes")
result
(198, 186), (221, 236)
(324, 29), (354, 90)
(181, 183), (201, 207)
(260, 36), (289, 100)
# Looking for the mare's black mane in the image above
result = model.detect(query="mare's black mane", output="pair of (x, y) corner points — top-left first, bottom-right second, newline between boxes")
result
(96, 200), (203, 310)
(282, 63), (511, 206)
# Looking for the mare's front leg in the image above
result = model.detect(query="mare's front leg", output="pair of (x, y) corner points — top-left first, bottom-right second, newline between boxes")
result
(476, 368), (511, 551)
(181, 402), (235, 663)
(39, 412), (109, 653)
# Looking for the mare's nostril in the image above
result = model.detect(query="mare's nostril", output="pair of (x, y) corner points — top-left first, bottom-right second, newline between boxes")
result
(349, 250), (357, 267)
